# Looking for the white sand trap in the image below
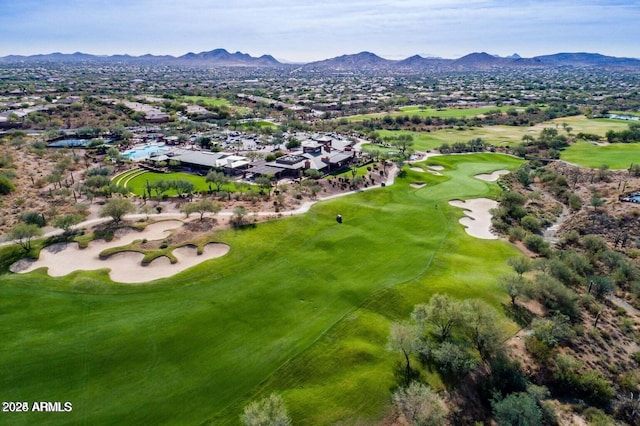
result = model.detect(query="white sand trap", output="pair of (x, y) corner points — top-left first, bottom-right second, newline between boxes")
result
(411, 166), (441, 176)
(449, 198), (499, 240)
(427, 165), (443, 176)
(411, 183), (426, 188)
(10, 220), (230, 284)
(475, 170), (509, 182)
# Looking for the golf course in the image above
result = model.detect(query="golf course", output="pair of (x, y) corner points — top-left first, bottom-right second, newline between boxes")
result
(2, 153), (525, 424)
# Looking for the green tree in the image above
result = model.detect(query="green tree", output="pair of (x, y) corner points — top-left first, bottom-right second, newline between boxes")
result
(432, 341), (478, 382)
(461, 299), (505, 360)
(99, 198), (135, 223)
(232, 206), (248, 227)
(240, 393), (291, 426)
(172, 180), (195, 198)
(255, 175), (274, 198)
(304, 169), (323, 180)
(391, 134), (415, 157)
(507, 256), (532, 277)
(387, 321), (421, 384)
(10, 223), (43, 252)
(183, 199), (222, 221)
(412, 294), (461, 341)
(492, 392), (542, 426)
(498, 274), (527, 306)
(54, 213), (83, 233)
(392, 382), (446, 426)
(205, 170), (229, 193)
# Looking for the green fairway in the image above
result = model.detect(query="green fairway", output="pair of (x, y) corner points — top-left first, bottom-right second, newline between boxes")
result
(180, 95), (251, 115)
(561, 141), (640, 169)
(346, 105), (514, 121)
(181, 95), (231, 108)
(1, 153), (523, 425)
(367, 116), (631, 151)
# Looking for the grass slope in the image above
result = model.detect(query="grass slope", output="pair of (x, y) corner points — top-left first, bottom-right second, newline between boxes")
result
(0, 154), (522, 425)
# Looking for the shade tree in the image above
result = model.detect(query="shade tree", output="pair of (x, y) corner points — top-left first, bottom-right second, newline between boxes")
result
(99, 198), (135, 223)
(392, 381), (446, 426)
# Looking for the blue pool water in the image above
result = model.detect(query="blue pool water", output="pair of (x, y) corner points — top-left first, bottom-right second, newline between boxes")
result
(122, 144), (168, 160)
(48, 138), (112, 148)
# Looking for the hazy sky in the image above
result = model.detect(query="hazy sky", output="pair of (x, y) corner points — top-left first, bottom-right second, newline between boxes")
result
(1, 0), (639, 62)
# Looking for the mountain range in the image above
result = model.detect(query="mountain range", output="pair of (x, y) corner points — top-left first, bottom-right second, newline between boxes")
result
(2, 48), (640, 71)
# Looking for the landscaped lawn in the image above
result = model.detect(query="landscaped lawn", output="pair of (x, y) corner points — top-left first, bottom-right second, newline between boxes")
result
(561, 141), (640, 169)
(124, 170), (246, 195)
(0, 153), (523, 425)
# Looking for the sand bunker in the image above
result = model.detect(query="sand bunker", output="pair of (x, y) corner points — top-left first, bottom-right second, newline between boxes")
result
(475, 170), (509, 182)
(448, 198), (499, 240)
(411, 182), (426, 188)
(410, 165), (443, 176)
(10, 220), (230, 283)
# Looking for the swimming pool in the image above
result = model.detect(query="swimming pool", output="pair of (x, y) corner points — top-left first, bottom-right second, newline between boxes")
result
(122, 144), (168, 160)
(48, 138), (112, 148)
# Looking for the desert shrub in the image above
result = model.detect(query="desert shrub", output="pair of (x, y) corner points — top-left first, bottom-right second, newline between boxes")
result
(560, 230), (580, 247)
(521, 215), (542, 234)
(524, 336), (553, 363)
(531, 314), (575, 347)
(524, 234), (550, 256)
(492, 392), (542, 426)
(582, 235), (608, 257)
(545, 257), (579, 286)
(552, 354), (614, 406)
(587, 275), (615, 299)
(20, 211), (46, 227)
(0, 175), (15, 195)
(568, 194), (582, 211)
(533, 274), (579, 319)
(582, 407), (614, 426)
(508, 226), (526, 242)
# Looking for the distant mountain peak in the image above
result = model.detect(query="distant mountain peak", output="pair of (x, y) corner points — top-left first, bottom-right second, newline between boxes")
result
(1, 49), (639, 70)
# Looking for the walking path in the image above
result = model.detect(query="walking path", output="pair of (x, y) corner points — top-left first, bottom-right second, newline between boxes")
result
(1, 165), (400, 248)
